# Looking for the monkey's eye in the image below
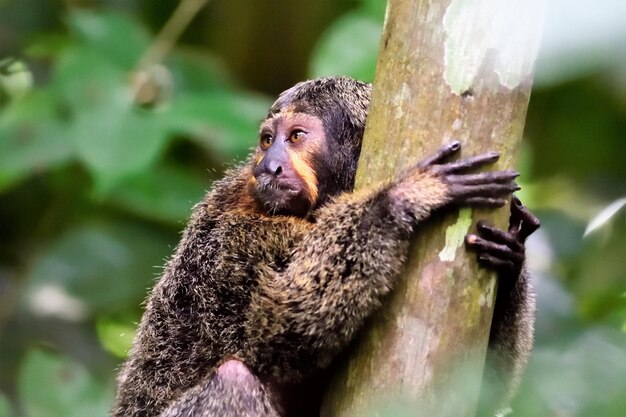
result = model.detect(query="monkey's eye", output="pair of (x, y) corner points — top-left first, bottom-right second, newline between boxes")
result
(260, 134), (273, 150)
(289, 130), (305, 143)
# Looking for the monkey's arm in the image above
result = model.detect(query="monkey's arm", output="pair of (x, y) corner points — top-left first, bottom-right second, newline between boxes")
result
(244, 142), (520, 380)
(466, 198), (540, 415)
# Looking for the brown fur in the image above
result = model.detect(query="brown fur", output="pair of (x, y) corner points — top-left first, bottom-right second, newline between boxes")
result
(112, 77), (534, 417)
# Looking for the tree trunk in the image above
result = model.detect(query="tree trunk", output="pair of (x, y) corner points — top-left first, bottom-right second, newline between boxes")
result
(322, 1), (544, 416)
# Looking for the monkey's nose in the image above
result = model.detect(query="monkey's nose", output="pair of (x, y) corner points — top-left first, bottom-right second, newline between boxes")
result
(267, 160), (283, 176)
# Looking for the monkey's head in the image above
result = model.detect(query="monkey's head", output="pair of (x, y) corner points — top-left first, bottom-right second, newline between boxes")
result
(250, 77), (372, 217)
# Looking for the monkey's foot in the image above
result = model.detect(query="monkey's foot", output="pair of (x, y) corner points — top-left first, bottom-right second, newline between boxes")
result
(465, 197), (540, 273)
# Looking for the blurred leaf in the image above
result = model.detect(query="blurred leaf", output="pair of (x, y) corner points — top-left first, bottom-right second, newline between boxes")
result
(535, 210), (585, 259)
(0, 58), (33, 101)
(72, 102), (168, 194)
(54, 45), (169, 192)
(68, 10), (150, 70)
(107, 164), (208, 225)
(0, 90), (73, 192)
(514, 329), (626, 417)
(18, 349), (112, 417)
(360, 0), (387, 21)
(162, 92), (270, 158)
(26, 220), (173, 316)
(310, 12), (382, 82)
(526, 81), (626, 181)
(573, 225), (626, 321)
(0, 392), (12, 417)
(584, 197), (626, 237)
(96, 318), (135, 358)
(167, 49), (234, 92)
(533, 271), (579, 343)
(24, 33), (69, 58)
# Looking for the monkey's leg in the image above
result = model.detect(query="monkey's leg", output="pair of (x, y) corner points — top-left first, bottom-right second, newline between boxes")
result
(159, 360), (280, 417)
(466, 197), (540, 415)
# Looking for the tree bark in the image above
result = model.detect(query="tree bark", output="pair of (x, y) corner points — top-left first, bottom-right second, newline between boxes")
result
(322, 1), (544, 416)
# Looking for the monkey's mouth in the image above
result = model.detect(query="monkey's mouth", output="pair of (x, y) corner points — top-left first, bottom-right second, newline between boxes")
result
(258, 179), (299, 194)
(252, 177), (310, 216)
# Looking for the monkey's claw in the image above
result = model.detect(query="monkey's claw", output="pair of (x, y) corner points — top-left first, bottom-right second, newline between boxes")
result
(417, 140), (461, 168)
(508, 197), (540, 243)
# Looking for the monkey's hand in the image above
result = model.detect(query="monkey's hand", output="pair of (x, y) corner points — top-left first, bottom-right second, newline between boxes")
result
(390, 141), (520, 230)
(465, 196), (540, 277)
(419, 140), (521, 207)
(465, 197), (540, 416)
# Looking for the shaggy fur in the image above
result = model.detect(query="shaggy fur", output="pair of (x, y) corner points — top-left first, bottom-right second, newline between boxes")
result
(112, 77), (535, 417)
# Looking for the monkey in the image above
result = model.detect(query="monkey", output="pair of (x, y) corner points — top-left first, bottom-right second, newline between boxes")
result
(111, 76), (539, 417)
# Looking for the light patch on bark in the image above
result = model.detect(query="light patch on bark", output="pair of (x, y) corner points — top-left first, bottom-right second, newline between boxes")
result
(479, 275), (497, 309)
(438, 208), (472, 262)
(442, 0), (545, 94)
(445, 268), (454, 286)
(392, 82), (411, 119)
(383, 1), (391, 30)
(393, 316), (435, 393)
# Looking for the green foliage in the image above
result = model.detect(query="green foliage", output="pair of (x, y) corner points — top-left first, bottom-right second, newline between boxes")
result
(68, 11), (151, 70)
(0, 8), (270, 413)
(514, 329), (626, 417)
(360, 0), (388, 20)
(0, 393), (12, 417)
(0, 10), (270, 194)
(0, 58), (33, 101)
(96, 318), (136, 358)
(107, 164), (207, 225)
(0, 91), (72, 191)
(17, 350), (112, 417)
(162, 92), (270, 158)
(26, 219), (173, 316)
(58, 44), (169, 192)
(310, 11), (382, 82)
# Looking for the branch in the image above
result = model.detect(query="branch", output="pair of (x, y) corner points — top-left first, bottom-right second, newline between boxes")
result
(322, 0), (544, 416)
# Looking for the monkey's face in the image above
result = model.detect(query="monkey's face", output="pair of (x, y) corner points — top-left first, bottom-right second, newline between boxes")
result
(250, 110), (326, 217)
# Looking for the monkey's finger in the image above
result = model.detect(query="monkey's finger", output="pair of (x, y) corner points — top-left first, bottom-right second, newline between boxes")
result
(513, 198), (541, 242)
(449, 182), (520, 199)
(436, 152), (500, 174)
(417, 141), (461, 168)
(477, 253), (516, 271)
(508, 196), (524, 233)
(476, 221), (523, 253)
(446, 170), (519, 185)
(466, 235), (524, 264)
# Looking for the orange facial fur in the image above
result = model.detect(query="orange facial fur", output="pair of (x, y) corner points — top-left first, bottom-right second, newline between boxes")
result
(289, 150), (319, 205)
